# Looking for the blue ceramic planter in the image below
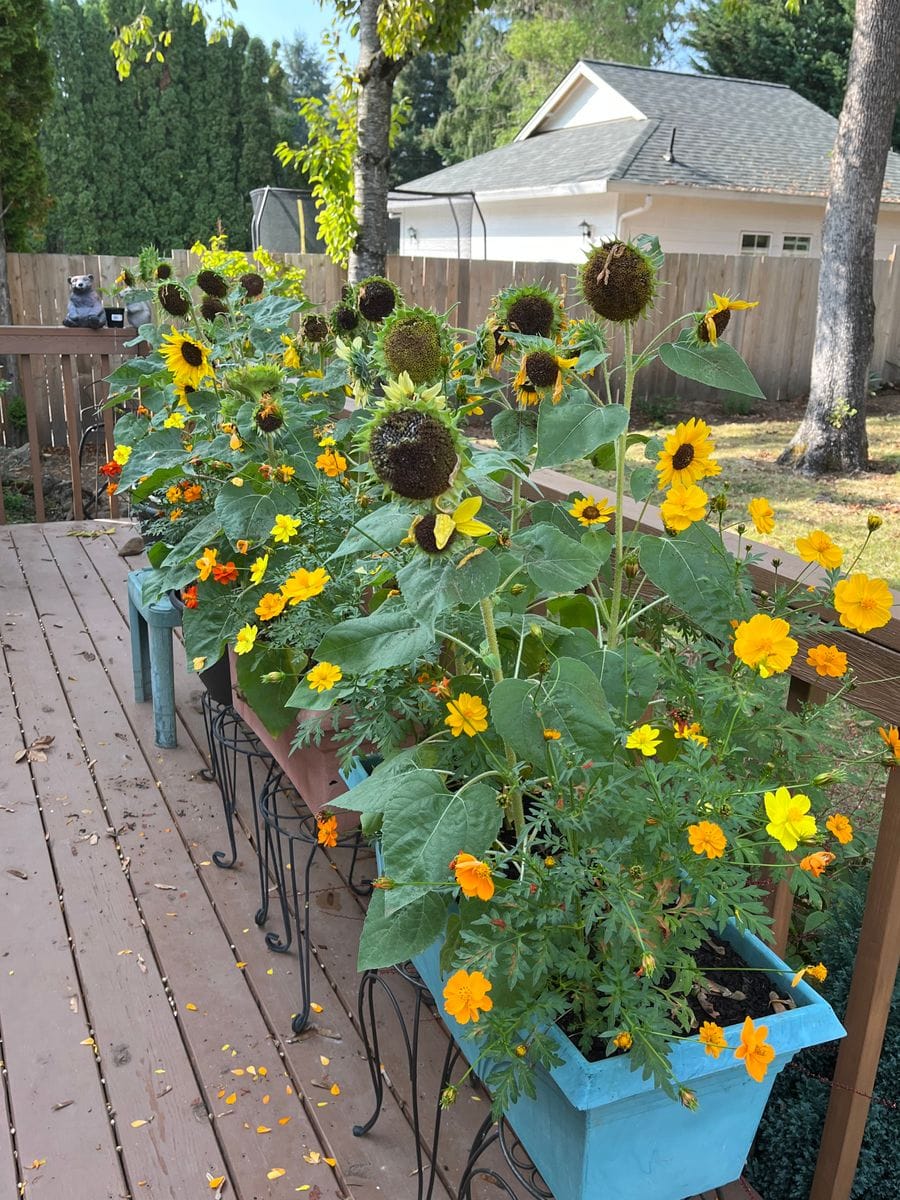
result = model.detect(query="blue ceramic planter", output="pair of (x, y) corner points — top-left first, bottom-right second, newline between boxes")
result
(411, 924), (845, 1200)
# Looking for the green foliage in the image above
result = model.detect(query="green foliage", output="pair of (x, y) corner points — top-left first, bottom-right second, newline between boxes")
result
(391, 52), (454, 185)
(747, 868), (900, 1199)
(0, 0), (52, 249)
(658, 333), (765, 398)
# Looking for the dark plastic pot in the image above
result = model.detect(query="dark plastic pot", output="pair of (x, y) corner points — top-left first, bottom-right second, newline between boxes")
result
(104, 306), (126, 328)
(168, 589), (233, 706)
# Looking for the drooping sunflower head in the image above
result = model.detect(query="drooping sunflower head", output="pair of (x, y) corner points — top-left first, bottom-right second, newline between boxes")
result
(160, 330), (213, 389)
(492, 284), (563, 340)
(240, 272), (265, 297)
(580, 239), (656, 323)
(360, 399), (462, 500)
(224, 364), (285, 403)
(255, 397), (285, 433)
(200, 296), (227, 322)
(302, 313), (330, 343)
(158, 283), (191, 318)
(377, 306), (448, 385)
(197, 269), (228, 299)
(330, 303), (360, 336)
(412, 512), (454, 555)
(696, 294), (759, 346)
(356, 276), (401, 323)
(512, 340), (580, 405)
(116, 268), (135, 289)
(156, 262), (173, 281)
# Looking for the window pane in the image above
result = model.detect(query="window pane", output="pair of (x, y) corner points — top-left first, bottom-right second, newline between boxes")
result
(782, 234), (811, 256)
(741, 232), (770, 254)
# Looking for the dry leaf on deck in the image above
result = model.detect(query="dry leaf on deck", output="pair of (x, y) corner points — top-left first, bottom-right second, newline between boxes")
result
(15, 735), (55, 764)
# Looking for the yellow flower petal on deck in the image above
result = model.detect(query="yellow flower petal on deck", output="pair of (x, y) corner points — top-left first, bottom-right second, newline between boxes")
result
(330, 1083), (340, 1096)
(267, 1168), (286, 1180)
(257, 1125), (272, 1134)
(303, 1151), (321, 1165)
(225, 1092), (237, 1105)
(130, 1119), (148, 1128)
(186, 1003), (198, 1011)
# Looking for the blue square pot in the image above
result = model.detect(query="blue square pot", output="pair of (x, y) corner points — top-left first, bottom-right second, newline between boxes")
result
(411, 924), (845, 1200)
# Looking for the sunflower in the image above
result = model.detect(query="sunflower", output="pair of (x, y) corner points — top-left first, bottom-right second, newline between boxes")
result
(367, 406), (459, 500)
(160, 330), (213, 389)
(580, 240), (656, 323)
(513, 347), (579, 404)
(302, 313), (329, 343)
(411, 496), (492, 553)
(158, 283), (191, 318)
(355, 276), (400, 322)
(377, 306), (446, 385)
(697, 294), (759, 346)
(486, 284), (564, 369)
(656, 418), (721, 488)
(569, 495), (614, 527)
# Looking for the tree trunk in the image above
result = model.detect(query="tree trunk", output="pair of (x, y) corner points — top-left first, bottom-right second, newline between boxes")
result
(778, 0), (900, 475)
(0, 177), (22, 440)
(349, 0), (404, 283)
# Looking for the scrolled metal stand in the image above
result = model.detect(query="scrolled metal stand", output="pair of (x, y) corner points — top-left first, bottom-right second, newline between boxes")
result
(458, 1115), (553, 1199)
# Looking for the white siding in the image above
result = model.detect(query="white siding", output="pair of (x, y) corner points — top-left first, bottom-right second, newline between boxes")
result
(533, 74), (643, 133)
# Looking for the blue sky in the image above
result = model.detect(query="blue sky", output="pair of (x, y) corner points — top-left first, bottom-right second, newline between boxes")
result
(229, 0), (332, 49)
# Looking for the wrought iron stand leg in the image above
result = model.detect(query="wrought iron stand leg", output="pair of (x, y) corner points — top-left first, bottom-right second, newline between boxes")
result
(210, 705), (240, 870)
(263, 780), (295, 956)
(346, 830), (374, 897)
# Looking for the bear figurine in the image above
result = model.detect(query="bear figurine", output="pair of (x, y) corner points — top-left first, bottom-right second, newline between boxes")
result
(62, 274), (107, 329)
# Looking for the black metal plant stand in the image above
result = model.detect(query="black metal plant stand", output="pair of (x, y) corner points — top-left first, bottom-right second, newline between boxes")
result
(458, 1116), (554, 1199)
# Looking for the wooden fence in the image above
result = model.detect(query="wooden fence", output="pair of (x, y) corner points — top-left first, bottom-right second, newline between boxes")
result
(5, 249), (900, 450)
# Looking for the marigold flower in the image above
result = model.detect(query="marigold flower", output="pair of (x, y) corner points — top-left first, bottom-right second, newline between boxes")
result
(656, 418), (721, 488)
(250, 553), (269, 585)
(428, 676), (451, 698)
(543, 728), (562, 740)
(747, 497), (775, 535)
(799, 850), (835, 877)
(316, 815), (338, 848)
(169, 507), (183, 521)
(234, 624), (258, 656)
(182, 585), (198, 609)
(281, 566), (330, 605)
(451, 852), (494, 901)
(733, 1015), (775, 1082)
(833, 573), (894, 634)
(112, 444), (132, 466)
(660, 483), (709, 532)
(211, 561), (237, 585)
(764, 786), (817, 852)
(106, 481), (118, 494)
(826, 813), (853, 845)
(878, 725), (900, 761)
(625, 724), (661, 757)
(276, 465), (295, 482)
(442, 968), (493, 1024)
(613, 1031), (633, 1051)
(515, 1044), (528, 1058)
(166, 485), (183, 503)
(315, 449), (347, 477)
(182, 483), (203, 503)
(791, 962), (828, 987)
(796, 529), (843, 571)
(255, 592), (287, 621)
(163, 412), (186, 430)
(569, 495), (615, 527)
(100, 460), (122, 479)
(688, 821), (727, 859)
(698, 1021), (728, 1058)
(733, 613), (798, 678)
(445, 692), (489, 738)
(271, 514), (301, 543)
(235, 539), (250, 555)
(307, 662), (343, 693)
(196, 547), (218, 582)
(806, 644), (848, 678)
(674, 720), (708, 746)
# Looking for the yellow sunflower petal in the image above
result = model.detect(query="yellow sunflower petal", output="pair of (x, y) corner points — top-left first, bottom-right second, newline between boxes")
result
(452, 496), (483, 525)
(433, 513), (457, 550)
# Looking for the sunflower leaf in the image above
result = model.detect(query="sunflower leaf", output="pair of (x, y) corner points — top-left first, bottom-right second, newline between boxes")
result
(658, 334), (764, 399)
(534, 402), (628, 468)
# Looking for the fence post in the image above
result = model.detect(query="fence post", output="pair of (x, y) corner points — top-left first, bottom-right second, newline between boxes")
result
(808, 763), (900, 1200)
(20, 355), (46, 523)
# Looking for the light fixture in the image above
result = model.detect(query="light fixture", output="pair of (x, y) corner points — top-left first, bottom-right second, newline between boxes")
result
(579, 220), (593, 243)
(408, 226), (418, 243)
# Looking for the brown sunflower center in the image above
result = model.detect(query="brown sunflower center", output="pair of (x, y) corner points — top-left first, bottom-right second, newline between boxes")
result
(698, 309), (732, 342)
(180, 342), (204, 367)
(524, 350), (559, 389)
(671, 444), (695, 470)
(582, 505), (601, 521)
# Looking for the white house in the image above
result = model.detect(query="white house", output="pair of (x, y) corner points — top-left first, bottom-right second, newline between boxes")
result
(390, 60), (900, 263)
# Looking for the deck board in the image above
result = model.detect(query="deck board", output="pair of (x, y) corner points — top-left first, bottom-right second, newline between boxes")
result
(0, 520), (763, 1200)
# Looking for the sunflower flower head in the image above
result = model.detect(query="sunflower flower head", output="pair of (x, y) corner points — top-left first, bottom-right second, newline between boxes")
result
(697, 294), (758, 346)
(580, 239), (656, 323)
(656, 418), (720, 489)
(377, 306), (446, 385)
(160, 330), (213, 389)
(302, 313), (330, 343)
(412, 496), (492, 554)
(364, 402), (461, 501)
(356, 276), (400, 323)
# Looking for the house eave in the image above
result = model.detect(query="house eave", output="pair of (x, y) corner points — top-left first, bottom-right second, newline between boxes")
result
(514, 62), (645, 142)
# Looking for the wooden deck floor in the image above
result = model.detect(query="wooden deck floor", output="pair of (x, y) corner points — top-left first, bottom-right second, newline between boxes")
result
(0, 521), (761, 1200)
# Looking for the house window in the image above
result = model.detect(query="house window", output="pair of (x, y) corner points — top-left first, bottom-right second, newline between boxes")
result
(782, 234), (812, 256)
(740, 232), (771, 255)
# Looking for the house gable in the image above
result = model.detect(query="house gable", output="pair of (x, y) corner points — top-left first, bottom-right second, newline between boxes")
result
(515, 63), (645, 142)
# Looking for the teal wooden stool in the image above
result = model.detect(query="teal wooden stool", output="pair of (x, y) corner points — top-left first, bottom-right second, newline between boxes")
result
(127, 568), (182, 748)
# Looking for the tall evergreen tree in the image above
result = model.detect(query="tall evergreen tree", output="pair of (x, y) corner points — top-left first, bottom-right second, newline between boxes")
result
(391, 52), (454, 184)
(433, 12), (517, 162)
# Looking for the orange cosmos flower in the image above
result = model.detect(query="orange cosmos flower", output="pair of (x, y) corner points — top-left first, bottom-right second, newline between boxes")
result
(256, 592), (287, 621)
(687, 821), (727, 859)
(877, 725), (900, 761)
(212, 561), (239, 585)
(316, 815), (338, 848)
(733, 613), (798, 678)
(281, 566), (330, 605)
(698, 1021), (728, 1059)
(442, 969), (493, 1024)
(660, 483), (709, 533)
(733, 1016), (775, 1082)
(451, 852), (494, 901)
(805, 644), (848, 678)
(799, 850), (835, 877)
(444, 693), (489, 737)
(182, 483), (203, 503)
(315, 449), (347, 477)
(235, 539), (250, 555)
(825, 813), (853, 844)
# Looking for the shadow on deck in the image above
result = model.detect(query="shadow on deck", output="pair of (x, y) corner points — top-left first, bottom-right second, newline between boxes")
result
(0, 520), (761, 1200)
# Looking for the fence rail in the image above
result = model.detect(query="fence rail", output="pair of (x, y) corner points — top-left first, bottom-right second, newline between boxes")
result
(4, 250), (900, 451)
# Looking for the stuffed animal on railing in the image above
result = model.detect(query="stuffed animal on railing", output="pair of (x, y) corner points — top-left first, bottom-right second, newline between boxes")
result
(62, 274), (106, 329)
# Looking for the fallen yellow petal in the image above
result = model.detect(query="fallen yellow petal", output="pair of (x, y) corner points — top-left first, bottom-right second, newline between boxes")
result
(217, 1088), (226, 1099)
(266, 968), (274, 975)
(225, 1093), (237, 1105)
(221, 1044), (230, 1051)
(286, 1085), (293, 1095)
(329, 1084), (340, 1096)
(324, 1158), (336, 1168)
(310, 1003), (323, 1013)
(267, 1167), (286, 1180)
(208, 1176), (226, 1190)
(258, 1066), (268, 1077)
(262, 1094), (270, 1104)
(80, 1037), (95, 1046)
(302, 1152), (321, 1165)
(27, 1159), (46, 1169)
(257, 1125), (272, 1134)
(319, 1056), (330, 1067)
(231, 1068), (245, 1076)
(235, 962), (247, 969)
(278, 1117), (291, 1126)
(186, 1003), (198, 1012)
(130, 1119), (148, 1128)
(246, 1066), (257, 1076)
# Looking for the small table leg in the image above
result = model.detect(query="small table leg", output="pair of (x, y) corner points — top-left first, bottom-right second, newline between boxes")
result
(128, 595), (151, 703)
(147, 622), (176, 748)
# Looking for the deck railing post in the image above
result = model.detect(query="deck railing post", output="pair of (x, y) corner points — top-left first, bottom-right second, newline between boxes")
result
(20, 354), (45, 523)
(809, 762), (900, 1200)
(60, 354), (84, 519)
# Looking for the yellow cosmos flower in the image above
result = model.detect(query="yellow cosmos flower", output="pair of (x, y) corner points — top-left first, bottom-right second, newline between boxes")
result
(195, 547), (218, 582)
(445, 692), (489, 738)
(315, 449), (347, 477)
(826, 813), (853, 845)
(792, 962), (829, 987)
(281, 566), (330, 606)
(160, 330), (213, 389)
(764, 786), (817, 851)
(806, 644), (848, 678)
(451, 852), (494, 901)
(687, 821), (727, 859)
(625, 724), (661, 756)
(543, 728), (562, 740)
(443, 968), (493, 1024)
(276, 464), (296, 482)
(255, 592), (287, 621)
(733, 613), (798, 678)
(112, 443), (132, 466)
(569, 495), (615, 527)
(192, 656), (207, 672)
(307, 662), (342, 693)
(270, 514), (301, 544)
(429, 496), (493, 551)
(169, 507), (183, 521)
(165, 485), (183, 503)
(163, 411), (186, 430)
(698, 1021), (728, 1058)
(249, 553), (268, 585)
(796, 530), (843, 570)
(656, 418), (721, 489)
(613, 1031), (633, 1051)
(878, 725), (900, 761)
(833, 573), (894, 633)
(700, 294), (759, 347)
(660, 483), (709, 533)
(747, 497), (774, 535)
(234, 624), (258, 656)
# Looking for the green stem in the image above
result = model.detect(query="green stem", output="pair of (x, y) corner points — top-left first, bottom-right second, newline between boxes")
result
(509, 473), (522, 535)
(479, 595), (525, 837)
(607, 322), (636, 648)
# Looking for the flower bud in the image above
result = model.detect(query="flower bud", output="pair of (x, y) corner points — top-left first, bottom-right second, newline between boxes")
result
(710, 493), (728, 514)
(439, 1085), (458, 1109)
(623, 554), (639, 579)
(509, 583), (525, 596)
(529, 623), (543, 640)
(261, 671), (286, 684)
(679, 1087), (699, 1111)
(812, 769), (844, 786)
(867, 513), (883, 532)
(641, 952), (656, 975)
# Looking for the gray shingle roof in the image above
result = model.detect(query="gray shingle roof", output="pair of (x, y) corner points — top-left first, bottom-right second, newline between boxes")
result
(397, 61), (900, 204)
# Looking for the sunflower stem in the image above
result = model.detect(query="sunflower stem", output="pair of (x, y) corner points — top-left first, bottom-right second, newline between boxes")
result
(607, 322), (636, 648)
(510, 474), (522, 535)
(479, 595), (525, 837)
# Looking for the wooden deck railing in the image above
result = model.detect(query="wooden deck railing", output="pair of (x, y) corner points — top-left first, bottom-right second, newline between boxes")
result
(0, 325), (897, 1199)
(0, 325), (136, 523)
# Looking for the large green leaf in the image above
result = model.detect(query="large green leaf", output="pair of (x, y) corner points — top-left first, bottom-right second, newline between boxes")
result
(235, 646), (297, 737)
(490, 677), (546, 764)
(638, 522), (753, 640)
(357, 888), (448, 971)
(567, 638), (660, 723)
(117, 430), (188, 489)
(166, 511), (225, 566)
(543, 656), (616, 756)
(214, 488), (280, 545)
(658, 334), (764, 399)
(328, 507), (412, 559)
(327, 747), (426, 834)
(383, 780), (503, 913)
(315, 604), (435, 673)
(511, 523), (612, 594)
(492, 408), (538, 457)
(534, 402), (628, 468)
(181, 598), (234, 664)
